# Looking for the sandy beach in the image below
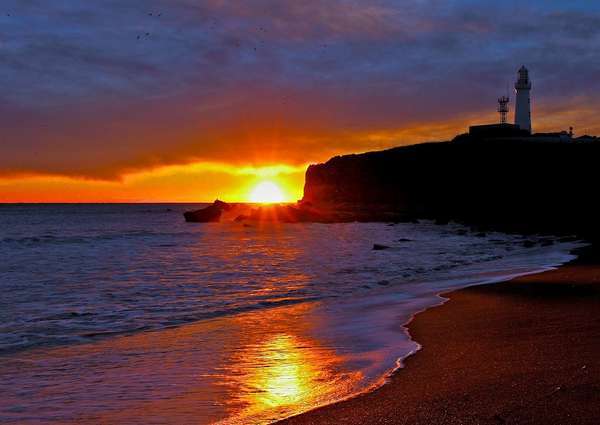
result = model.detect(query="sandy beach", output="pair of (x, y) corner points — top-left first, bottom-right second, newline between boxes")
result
(281, 245), (600, 424)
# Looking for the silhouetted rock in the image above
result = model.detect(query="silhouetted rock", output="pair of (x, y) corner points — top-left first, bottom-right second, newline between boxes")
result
(184, 199), (232, 223)
(373, 244), (390, 251)
(301, 137), (600, 239)
(214, 199), (233, 211)
(182, 135), (600, 242)
(184, 204), (222, 223)
(247, 204), (330, 223)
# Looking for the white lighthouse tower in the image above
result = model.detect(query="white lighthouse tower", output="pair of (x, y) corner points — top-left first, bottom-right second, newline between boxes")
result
(514, 66), (532, 133)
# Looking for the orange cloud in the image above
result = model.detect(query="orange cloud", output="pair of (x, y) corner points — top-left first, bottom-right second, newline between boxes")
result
(0, 162), (306, 203)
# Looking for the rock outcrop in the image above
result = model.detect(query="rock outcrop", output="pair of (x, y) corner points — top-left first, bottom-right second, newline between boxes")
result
(185, 135), (600, 238)
(183, 203), (223, 223)
(184, 200), (329, 223)
(183, 199), (235, 222)
(302, 136), (600, 236)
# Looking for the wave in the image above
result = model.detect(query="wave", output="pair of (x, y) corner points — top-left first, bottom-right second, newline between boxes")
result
(0, 296), (323, 356)
(0, 230), (194, 247)
(0, 217), (584, 359)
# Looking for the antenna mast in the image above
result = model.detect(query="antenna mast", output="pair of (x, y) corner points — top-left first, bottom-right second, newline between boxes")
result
(498, 96), (510, 124)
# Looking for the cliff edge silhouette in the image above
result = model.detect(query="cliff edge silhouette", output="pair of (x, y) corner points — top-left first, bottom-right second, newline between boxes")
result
(302, 134), (600, 238)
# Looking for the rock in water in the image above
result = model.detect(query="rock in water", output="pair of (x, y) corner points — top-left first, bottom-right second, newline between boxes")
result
(373, 244), (391, 251)
(213, 199), (233, 212)
(184, 200), (229, 223)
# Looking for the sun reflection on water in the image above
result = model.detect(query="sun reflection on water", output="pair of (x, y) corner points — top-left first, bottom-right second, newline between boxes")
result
(7, 297), (367, 425)
(222, 324), (363, 424)
(250, 335), (315, 406)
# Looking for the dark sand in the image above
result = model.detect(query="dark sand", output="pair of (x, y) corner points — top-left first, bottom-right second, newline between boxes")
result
(281, 247), (600, 424)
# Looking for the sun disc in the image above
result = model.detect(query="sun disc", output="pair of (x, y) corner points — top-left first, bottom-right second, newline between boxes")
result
(249, 181), (285, 203)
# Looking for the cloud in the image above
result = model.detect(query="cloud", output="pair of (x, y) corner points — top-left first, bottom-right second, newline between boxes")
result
(0, 161), (307, 203)
(1, 0), (600, 184)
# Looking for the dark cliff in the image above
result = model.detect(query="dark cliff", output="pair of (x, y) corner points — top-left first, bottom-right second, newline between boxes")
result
(302, 137), (600, 237)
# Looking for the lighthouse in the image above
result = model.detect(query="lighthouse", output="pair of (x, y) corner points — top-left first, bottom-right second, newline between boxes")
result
(514, 66), (532, 133)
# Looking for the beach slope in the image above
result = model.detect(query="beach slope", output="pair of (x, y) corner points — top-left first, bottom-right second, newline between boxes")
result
(281, 248), (600, 424)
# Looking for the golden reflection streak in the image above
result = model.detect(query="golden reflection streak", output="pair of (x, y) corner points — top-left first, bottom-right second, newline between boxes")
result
(223, 330), (362, 424)
(250, 335), (312, 406)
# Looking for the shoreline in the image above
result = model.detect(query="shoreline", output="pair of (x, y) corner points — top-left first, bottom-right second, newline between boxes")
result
(279, 244), (600, 424)
(260, 238), (584, 424)
(1, 215), (592, 424)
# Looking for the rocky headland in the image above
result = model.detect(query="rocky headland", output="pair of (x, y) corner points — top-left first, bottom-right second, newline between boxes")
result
(185, 133), (600, 239)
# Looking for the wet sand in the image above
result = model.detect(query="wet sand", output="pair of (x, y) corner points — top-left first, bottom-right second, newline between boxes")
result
(281, 246), (600, 424)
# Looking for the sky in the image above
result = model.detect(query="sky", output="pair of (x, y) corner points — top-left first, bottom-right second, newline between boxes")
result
(1, 0), (600, 202)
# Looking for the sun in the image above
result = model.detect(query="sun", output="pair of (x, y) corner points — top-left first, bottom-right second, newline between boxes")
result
(249, 181), (285, 203)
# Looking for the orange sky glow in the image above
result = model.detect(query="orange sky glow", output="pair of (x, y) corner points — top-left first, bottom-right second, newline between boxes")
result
(0, 163), (307, 203)
(2, 104), (599, 203)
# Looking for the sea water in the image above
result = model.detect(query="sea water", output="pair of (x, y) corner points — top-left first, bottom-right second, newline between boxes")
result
(0, 204), (583, 424)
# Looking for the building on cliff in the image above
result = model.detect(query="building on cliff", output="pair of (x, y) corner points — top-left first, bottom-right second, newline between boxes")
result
(466, 66), (581, 143)
(458, 66), (595, 144)
(468, 66), (533, 138)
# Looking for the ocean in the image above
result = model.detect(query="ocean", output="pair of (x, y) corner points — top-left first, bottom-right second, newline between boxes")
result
(0, 204), (583, 424)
